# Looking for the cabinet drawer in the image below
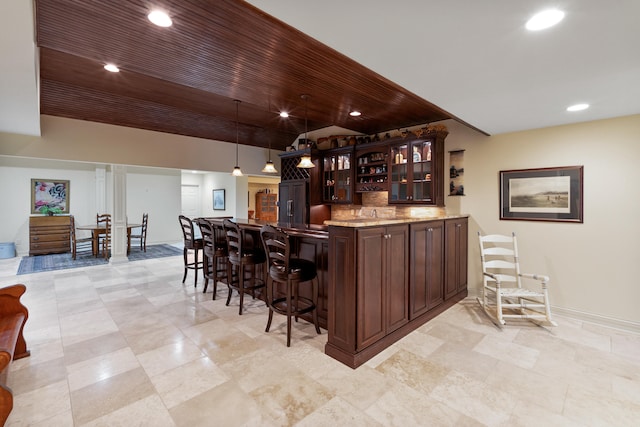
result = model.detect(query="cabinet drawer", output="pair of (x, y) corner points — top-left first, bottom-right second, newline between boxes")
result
(30, 225), (71, 234)
(30, 233), (70, 243)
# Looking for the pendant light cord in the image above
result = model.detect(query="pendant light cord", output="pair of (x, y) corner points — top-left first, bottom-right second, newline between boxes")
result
(304, 94), (308, 142)
(235, 100), (240, 165)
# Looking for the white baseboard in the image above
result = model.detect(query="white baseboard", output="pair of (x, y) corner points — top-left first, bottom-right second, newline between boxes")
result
(552, 306), (640, 335)
(466, 286), (640, 334)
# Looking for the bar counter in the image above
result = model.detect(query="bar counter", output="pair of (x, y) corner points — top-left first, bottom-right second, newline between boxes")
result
(205, 215), (468, 368)
(203, 218), (330, 329)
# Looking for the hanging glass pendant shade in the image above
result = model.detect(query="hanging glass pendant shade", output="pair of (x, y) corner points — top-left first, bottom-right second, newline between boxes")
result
(262, 137), (278, 173)
(297, 94), (315, 169)
(231, 100), (243, 176)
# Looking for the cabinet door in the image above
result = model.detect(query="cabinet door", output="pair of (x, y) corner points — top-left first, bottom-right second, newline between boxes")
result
(357, 227), (386, 350)
(356, 225), (408, 350)
(410, 221), (444, 319)
(322, 148), (356, 204)
(385, 225), (409, 333)
(278, 180), (308, 224)
(445, 218), (468, 299)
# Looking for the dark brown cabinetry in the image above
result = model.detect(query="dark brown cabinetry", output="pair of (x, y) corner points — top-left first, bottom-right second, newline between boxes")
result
(409, 220), (444, 319)
(387, 131), (446, 206)
(325, 216), (468, 368)
(255, 193), (277, 222)
(322, 146), (359, 204)
(29, 216), (71, 256)
(278, 180), (308, 225)
(278, 149), (330, 225)
(355, 144), (389, 192)
(445, 217), (468, 299)
(356, 225), (408, 350)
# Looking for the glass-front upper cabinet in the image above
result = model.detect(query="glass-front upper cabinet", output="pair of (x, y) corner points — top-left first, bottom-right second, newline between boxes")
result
(322, 147), (358, 204)
(389, 139), (435, 204)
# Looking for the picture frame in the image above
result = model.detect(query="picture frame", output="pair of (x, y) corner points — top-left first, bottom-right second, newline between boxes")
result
(213, 189), (225, 210)
(499, 166), (583, 223)
(31, 179), (70, 214)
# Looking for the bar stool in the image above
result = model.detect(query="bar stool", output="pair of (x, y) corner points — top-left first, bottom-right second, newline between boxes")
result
(195, 218), (228, 299)
(222, 219), (266, 315)
(178, 215), (204, 287)
(259, 224), (321, 346)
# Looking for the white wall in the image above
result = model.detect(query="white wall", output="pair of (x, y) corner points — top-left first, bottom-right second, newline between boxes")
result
(0, 159), (97, 254)
(2, 113), (640, 329)
(0, 158), (183, 254)
(0, 115), (280, 175)
(443, 114), (640, 328)
(126, 169), (182, 246)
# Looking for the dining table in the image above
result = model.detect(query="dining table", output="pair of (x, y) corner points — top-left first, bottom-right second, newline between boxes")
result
(76, 222), (142, 257)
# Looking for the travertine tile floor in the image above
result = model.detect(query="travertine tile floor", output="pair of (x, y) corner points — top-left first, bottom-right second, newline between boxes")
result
(1, 253), (639, 426)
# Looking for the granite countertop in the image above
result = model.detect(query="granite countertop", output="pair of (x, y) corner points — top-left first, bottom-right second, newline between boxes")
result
(324, 214), (469, 228)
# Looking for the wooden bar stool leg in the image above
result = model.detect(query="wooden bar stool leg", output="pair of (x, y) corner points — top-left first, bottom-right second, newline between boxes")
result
(225, 263), (234, 307)
(312, 276), (321, 334)
(286, 279), (293, 347)
(265, 276), (274, 332)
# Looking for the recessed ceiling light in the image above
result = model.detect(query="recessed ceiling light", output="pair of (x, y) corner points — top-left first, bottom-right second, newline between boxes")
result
(526, 9), (565, 31)
(279, 112), (289, 118)
(567, 103), (589, 112)
(349, 111), (362, 117)
(148, 10), (172, 27)
(104, 64), (119, 73)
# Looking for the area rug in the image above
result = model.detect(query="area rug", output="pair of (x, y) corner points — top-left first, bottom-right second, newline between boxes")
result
(17, 244), (183, 275)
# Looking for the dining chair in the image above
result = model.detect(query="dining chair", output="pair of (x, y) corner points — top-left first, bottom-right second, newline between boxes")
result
(129, 213), (149, 252)
(96, 213), (111, 257)
(178, 215), (204, 287)
(100, 215), (111, 259)
(69, 215), (93, 260)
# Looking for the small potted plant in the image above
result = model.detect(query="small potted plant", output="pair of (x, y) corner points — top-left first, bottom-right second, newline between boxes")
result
(40, 205), (63, 216)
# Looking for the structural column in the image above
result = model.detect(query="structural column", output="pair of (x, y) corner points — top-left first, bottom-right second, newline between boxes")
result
(110, 164), (128, 264)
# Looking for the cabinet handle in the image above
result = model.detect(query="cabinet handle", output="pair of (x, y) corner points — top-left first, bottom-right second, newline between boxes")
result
(287, 200), (293, 217)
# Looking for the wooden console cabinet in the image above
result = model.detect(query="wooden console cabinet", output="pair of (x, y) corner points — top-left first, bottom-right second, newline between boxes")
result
(255, 192), (277, 222)
(29, 216), (71, 256)
(326, 216), (468, 368)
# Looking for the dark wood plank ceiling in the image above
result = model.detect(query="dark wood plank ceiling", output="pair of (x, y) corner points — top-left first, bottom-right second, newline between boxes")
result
(35, 0), (459, 151)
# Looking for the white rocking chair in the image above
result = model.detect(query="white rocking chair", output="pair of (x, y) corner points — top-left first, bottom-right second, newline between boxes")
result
(477, 232), (557, 327)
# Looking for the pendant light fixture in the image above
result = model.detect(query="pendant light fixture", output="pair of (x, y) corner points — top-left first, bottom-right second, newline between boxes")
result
(231, 100), (243, 177)
(297, 94), (315, 169)
(261, 136), (278, 173)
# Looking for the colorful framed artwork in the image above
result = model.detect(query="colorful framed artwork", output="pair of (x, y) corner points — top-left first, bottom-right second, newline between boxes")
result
(499, 166), (583, 223)
(31, 179), (70, 214)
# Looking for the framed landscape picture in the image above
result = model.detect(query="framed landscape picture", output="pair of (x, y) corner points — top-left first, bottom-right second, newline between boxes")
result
(213, 189), (225, 210)
(499, 166), (583, 223)
(31, 179), (70, 214)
